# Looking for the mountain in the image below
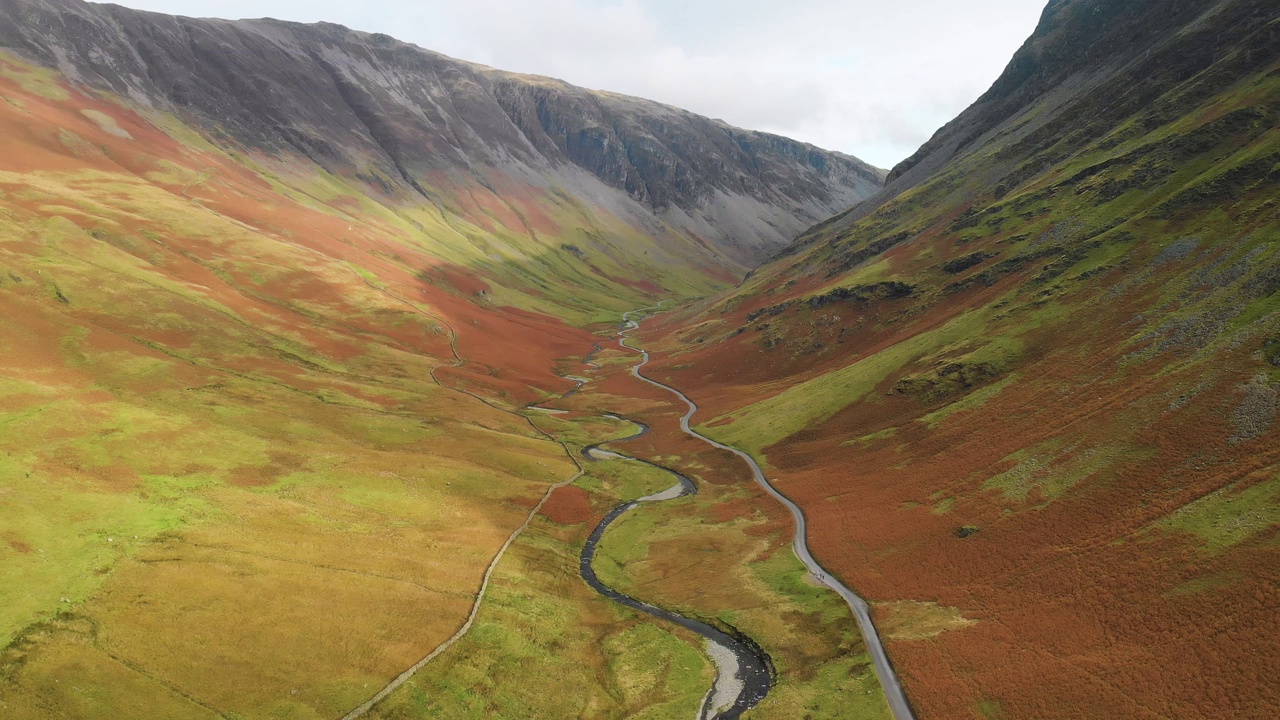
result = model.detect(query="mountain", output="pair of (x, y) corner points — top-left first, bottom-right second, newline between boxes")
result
(0, 0), (883, 269)
(639, 0), (1280, 717)
(5, 0), (1276, 717)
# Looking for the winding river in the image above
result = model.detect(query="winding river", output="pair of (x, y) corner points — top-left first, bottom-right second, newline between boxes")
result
(616, 308), (916, 720)
(577, 418), (772, 719)
(562, 324), (772, 719)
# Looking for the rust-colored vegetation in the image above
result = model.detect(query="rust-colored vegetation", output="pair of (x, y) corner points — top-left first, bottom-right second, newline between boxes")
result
(0, 50), (731, 718)
(636, 25), (1280, 719)
(539, 485), (594, 525)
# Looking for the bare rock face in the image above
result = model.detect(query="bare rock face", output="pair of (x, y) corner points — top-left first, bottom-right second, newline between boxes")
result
(0, 0), (885, 266)
(805, 0), (1276, 237)
(883, 0), (1268, 185)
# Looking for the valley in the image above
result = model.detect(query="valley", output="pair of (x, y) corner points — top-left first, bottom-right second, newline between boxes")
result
(356, 309), (897, 719)
(0, 3), (895, 715)
(1, 0), (1277, 718)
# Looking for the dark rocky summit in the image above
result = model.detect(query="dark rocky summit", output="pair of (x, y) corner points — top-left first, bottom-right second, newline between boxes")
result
(885, 0), (1275, 186)
(797, 0), (1277, 240)
(0, 0), (885, 266)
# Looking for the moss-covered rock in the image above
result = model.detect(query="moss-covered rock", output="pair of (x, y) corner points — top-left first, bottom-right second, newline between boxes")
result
(894, 362), (1004, 402)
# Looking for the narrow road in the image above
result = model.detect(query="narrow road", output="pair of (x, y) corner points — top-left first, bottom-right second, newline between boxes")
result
(619, 309), (917, 720)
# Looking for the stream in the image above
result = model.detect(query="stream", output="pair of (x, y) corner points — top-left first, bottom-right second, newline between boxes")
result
(577, 415), (772, 719)
(550, 331), (774, 719)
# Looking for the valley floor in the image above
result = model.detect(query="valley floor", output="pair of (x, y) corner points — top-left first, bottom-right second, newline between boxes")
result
(361, 309), (898, 719)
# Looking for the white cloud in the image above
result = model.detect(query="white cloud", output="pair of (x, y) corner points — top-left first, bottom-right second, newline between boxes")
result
(91, 0), (1047, 168)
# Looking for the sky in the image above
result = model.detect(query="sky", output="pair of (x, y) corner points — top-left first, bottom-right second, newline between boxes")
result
(92, 0), (1047, 169)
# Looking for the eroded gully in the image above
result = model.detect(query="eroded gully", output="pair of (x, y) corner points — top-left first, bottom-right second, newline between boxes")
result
(616, 308), (917, 720)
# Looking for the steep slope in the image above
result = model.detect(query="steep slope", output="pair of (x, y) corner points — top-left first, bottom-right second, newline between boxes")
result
(0, 48), (600, 718)
(641, 0), (1280, 717)
(0, 0), (884, 269)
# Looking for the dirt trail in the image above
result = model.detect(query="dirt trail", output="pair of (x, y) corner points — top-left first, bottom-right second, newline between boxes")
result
(338, 286), (585, 720)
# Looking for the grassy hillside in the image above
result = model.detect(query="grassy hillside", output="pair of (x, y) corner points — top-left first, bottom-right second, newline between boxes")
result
(641, 1), (1280, 717)
(0, 25), (898, 715)
(0, 45), (744, 717)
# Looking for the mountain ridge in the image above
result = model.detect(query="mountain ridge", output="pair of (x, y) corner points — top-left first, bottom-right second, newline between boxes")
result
(0, 0), (885, 267)
(804, 0), (1275, 244)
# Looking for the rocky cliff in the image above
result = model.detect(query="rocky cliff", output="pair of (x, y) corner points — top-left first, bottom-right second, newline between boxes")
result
(0, 0), (884, 266)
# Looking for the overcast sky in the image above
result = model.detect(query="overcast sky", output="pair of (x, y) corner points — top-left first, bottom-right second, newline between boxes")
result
(94, 0), (1046, 169)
